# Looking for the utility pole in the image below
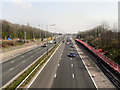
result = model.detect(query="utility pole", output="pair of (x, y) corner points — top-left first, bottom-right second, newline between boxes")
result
(33, 32), (34, 40)
(38, 25), (42, 41)
(50, 24), (56, 41)
(97, 28), (98, 38)
(46, 25), (48, 55)
(24, 32), (26, 43)
(40, 32), (41, 41)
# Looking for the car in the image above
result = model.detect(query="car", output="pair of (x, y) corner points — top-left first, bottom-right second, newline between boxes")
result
(54, 41), (56, 44)
(67, 42), (69, 45)
(41, 43), (47, 47)
(70, 45), (74, 48)
(68, 52), (75, 57)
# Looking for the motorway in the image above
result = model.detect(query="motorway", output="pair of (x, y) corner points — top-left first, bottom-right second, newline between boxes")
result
(1, 37), (61, 87)
(29, 38), (95, 88)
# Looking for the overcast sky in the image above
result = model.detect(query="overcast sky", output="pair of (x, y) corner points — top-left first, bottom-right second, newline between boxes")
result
(1, 0), (118, 33)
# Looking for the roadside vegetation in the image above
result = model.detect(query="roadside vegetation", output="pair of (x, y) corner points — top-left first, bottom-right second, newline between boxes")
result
(77, 21), (120, 65)
(0, 20), (53, 48)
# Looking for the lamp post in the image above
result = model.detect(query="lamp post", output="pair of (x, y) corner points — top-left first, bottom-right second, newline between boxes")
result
(50, 24), (56, 41)
(38, 25), (42, 41)
(24, 32), (26, 43)
(46, 25), (48, 55)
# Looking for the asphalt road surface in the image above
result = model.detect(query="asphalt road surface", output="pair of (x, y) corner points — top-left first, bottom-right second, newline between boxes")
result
(29, 38), (96, 88)
(29, 39), (65, 88)
(1, 37), (61, 87)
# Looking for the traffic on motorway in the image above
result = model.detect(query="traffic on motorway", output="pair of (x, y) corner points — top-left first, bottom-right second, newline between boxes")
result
(1, 36), (118, 89)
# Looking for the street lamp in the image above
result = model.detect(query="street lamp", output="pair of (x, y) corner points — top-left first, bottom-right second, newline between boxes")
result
(46, 25), (48, 55)
(38, 25), (42, 41)
(50, 24), (56, 41)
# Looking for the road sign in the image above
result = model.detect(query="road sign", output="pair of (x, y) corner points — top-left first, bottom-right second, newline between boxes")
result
(8, 38), (11, 40)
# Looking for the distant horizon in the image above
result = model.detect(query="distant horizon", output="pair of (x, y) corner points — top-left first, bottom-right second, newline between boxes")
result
(1, 1), (118, 33)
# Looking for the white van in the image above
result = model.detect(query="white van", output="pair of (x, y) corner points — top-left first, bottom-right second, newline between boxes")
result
(67, 42), (69, 45)
(49, 40), (53, 44)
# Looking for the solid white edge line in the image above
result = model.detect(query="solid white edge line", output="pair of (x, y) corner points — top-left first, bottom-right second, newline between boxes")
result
(0, 42), (47, 64)
(0, 45), (40, 64)
(11, 61), (14, 63)
(22, 56), (24, 57)
(1, 44), (53, 89)
(26, 43), (62, 89)
(74, 40), (98, 89)
(9, 68), (14, 71)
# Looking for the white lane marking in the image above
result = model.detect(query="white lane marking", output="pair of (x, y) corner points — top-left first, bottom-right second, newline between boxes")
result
(9, 68), (14, 71)
(11, 61), (14, 63)
(54, 74), (57, 78)
(72, 74), (75, 78)
(71, 64), (73, 67)
(75, 41), (98, 89)
(22, 56), (24, 58)
(31, 56), (33, 57)
(22, 61), (26, 63)
(60, 57), (61, 60)
(58, 64), (60, 67)
(71, 58), (72, 60)
(27, 42), (62, 89)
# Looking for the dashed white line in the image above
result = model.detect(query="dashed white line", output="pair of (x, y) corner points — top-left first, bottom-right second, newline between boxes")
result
(26, 41), (62, 89)
(22, 56), (24, 58)
(60, 57), (61, 60)
(58, 64), (60, 67)
(71, 58), (72, 60)
(9, 68), (14, 71)
(31, 56), (33, 57)
(22, 61), (26, 63)
(11, 61), (14, 63)
(71, 64), (73, 67)
(54, 74), (57, 78)
(72, 74), (75, 78)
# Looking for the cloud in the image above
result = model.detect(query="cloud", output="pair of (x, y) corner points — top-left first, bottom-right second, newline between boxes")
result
(12, 0), (33, 8)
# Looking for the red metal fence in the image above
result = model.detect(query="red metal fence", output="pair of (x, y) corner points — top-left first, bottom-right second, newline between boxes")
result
(75, 39), (120, 74)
